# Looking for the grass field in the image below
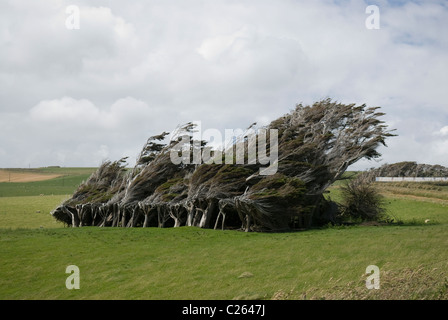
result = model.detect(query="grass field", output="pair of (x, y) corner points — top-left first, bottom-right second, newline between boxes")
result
(0, 167), (96, 197)
(0, 168), (447, 300)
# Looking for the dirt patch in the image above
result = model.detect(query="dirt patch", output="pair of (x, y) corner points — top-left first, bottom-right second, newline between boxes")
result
(0, 169), (62, 183)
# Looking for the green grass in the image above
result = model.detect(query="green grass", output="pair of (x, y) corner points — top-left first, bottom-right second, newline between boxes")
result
(0, 225), (446, 300)
(385, 197), (448, 225)
(0, 169), (447, 300)
(0, 195), (67, 229)
(327, 183), (448, 225)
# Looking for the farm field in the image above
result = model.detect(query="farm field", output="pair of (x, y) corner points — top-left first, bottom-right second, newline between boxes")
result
(0, 167), (96, 197)
(0, 169), (447, 300)
(0, 169), (61, 183)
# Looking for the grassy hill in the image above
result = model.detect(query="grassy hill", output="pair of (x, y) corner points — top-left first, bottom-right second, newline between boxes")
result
(0, 168), (446, 300)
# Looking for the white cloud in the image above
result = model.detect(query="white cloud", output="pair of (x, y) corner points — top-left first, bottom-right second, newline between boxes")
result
(438, 126), (448, 136)
(0, 0), (447, 169)
(0, 96), (172, 167)
(28, 96), (163, 132)
(30, 97), (99, 124)
(197, 31), (240, 62)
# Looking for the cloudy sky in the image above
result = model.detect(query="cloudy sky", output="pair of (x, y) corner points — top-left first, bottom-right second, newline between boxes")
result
(1, 0), (447, 170)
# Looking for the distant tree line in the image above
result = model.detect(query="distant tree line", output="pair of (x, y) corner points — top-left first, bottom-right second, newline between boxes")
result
(359, 162), (448, 183)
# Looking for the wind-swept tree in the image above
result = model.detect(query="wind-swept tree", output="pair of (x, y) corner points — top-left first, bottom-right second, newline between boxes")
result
(52, 98), (395, 231)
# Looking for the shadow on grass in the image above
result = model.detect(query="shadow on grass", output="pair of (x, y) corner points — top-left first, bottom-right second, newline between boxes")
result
(314, 217), (441, 230)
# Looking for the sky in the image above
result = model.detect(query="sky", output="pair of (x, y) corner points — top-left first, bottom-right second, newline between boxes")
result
(0, 0), (447, 170)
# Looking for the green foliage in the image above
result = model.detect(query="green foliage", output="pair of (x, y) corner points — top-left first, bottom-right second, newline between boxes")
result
(155, 177), (187, 202)
(71, 183), (115, 204)
(155, 178), (184, 192)
(213, 165), (255, 182)
(339, 179), (386, 222)
(249, 174), (306, 203)
(64, 159), (128, 205)
(190, 164), (223, 186)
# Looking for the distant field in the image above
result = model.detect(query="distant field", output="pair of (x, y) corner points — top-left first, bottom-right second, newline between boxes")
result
(0, 169), (446, 300)
(375, 181), (448, 202)
(0, 167), (96, 197)
(0, 169), (61, 183)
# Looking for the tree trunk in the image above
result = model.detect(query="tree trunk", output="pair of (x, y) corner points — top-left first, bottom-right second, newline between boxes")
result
(60, 205), (78, 227)
(121, 205), (127, 227)
(199, 199), (217, 229)
(213, 211), (222, 230)
(111, 203), (120, 227)
(75, 204), (83, 227)
(185, 201), (195, 226)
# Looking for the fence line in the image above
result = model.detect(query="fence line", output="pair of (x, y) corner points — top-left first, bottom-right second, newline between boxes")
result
(375, 177), (448, 182)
